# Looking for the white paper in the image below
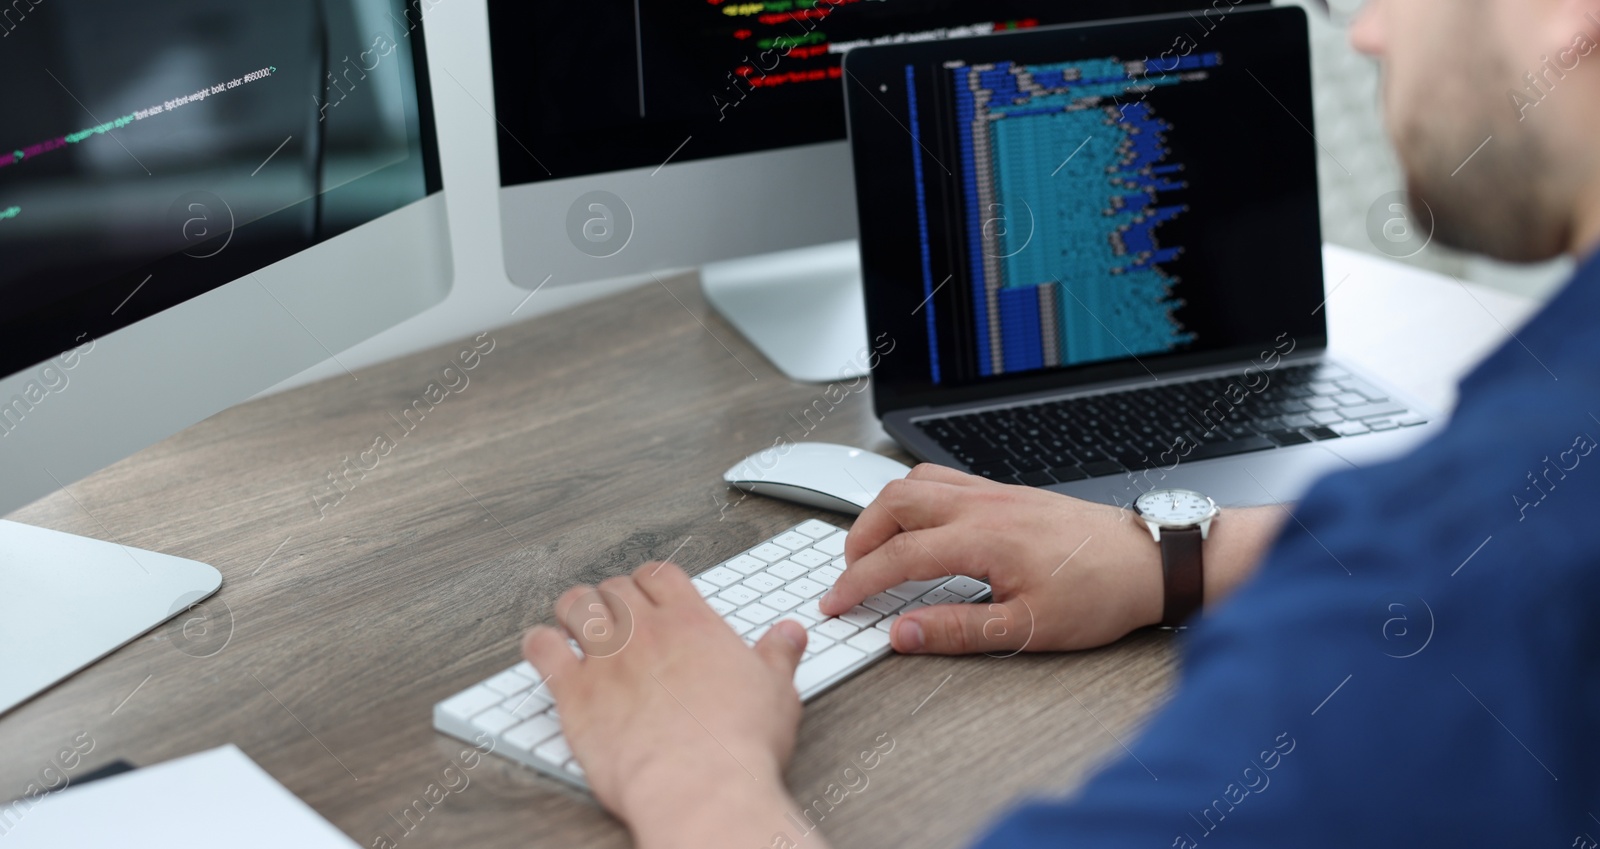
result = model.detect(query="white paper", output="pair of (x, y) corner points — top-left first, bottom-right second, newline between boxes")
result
(1, 744), (360, 847)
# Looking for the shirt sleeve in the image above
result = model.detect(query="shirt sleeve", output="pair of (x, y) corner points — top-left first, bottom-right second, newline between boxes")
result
(970, 365), (1600, 849)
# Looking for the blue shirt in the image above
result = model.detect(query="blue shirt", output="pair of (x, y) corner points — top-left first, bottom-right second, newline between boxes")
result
(976, 250), (1600, 848)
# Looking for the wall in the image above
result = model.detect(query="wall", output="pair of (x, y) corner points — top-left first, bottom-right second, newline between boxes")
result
(273, 0), (1574, 393)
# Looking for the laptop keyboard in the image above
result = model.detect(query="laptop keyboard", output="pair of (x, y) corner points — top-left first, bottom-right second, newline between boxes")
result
(915, 363), (1426, 486)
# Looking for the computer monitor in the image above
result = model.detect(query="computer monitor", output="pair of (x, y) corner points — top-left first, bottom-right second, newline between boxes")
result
(0, 0), (451, 714)
(488, 0), (1218, 382)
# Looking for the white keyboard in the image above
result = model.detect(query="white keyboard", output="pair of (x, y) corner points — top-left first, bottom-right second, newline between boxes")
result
(432, 519), (991, 789)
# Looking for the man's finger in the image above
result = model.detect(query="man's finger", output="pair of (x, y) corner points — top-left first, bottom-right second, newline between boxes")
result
(754, 619), (807, 679)
(843, 478), (962, 566)
(633, 560), (698, 606)
(822, 526), (971, 616)
(522, 625), (581, 698)
(893, 600), (1034, 655)
(561, 582), (633, 657)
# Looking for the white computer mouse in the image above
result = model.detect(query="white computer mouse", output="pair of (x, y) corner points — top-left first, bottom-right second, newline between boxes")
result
(722, 442), (913, 515)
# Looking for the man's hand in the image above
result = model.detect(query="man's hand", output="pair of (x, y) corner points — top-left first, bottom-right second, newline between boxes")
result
(523, 563), (824, 849)
(818, 464), (1278, 654)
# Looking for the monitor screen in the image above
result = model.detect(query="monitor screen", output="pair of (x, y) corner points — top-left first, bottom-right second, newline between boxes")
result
(845, 7), (1325, 411)
(0, 0), (441, 377)
(488, 0), (1216, 188)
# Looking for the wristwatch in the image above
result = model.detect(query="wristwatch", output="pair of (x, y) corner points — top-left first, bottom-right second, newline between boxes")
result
(1133, 489), (1220, 628)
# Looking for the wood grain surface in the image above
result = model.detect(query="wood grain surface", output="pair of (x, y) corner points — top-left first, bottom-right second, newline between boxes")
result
(0, 271), (1181, 849)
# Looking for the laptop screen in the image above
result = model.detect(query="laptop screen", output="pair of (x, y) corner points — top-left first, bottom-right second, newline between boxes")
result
(846, 6), (1326, 414)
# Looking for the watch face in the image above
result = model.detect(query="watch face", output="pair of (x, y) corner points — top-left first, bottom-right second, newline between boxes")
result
(1135, 489), (1217, 527)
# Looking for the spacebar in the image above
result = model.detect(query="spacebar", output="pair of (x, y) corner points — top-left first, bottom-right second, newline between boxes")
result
(794, 644), (866, 696)
(1183, 436), (1276, 462)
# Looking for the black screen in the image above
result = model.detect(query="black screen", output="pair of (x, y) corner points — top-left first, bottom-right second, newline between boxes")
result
(488, 0), (1219, 187)
(844, 5), (1327, 415)
(0, 0), (440, 377)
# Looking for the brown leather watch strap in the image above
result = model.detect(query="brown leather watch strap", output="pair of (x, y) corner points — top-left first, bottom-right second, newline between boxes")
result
(1159, 526), (1204, 628)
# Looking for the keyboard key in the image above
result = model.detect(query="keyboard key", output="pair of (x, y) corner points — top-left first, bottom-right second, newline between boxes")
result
(885, 578), (947, 601)
(1018, 470), (1056, 487)
(1048, 466), (1091, 482)
(692, 577), (716, 597)
(861, 593), (906, 615)
(790, 549), (832, 568)
(787, 578), (827, 598)
(735, 603), (780, 625)
(1337, 379), (1388, 401)
(717, 585), (761, 606)
(811, 568), (841, 588)
(767, 560), (808, 581)
(793, 644), (866, 694)
(707, 597), (737, 616)
(1341, 401), (1408, 421)
(511, 661), (540, 682)
(875, 613), (899, 633)
(846, 628), (891, 654)
(504, 693), (551, 721)
(1397, 414), (1428, 427)
(724, 615), (756, 636)
(724, 554), (767, 575)
(1367, 418), (1400, 431)
(1080, 460), (1125, 477)
(742, 572), (785, 593)
(971, 460), (1016, 480)
(1303, 426), (1341, 441)
(485, 669), (534, 697)
(1332, 420), (1371, 436)
(748, 543), (790, 562)
(566, 760), (585, 778)
(1305, 396), (1340, 411)
(745, 623), (772, 644)
(839, 605), (882, 629)
(784, 606), (820, 626)
(1309, 410), (1344, 425)
(1333, 392), (1367, 406)
(772, 532), (813, 551)
(814, 532), (847, 557)
(1264, 430), (1312, 447)
(534, 737), (573, 766)
(700, 566), (741, 587)
(941, 576), (989, 599)
(438, 686), (502, 723)
(502, 715), (563, 751)
(471, 707), (520, 735)
(764, 590), (803, 611)
(795, 599), (824, 621)
(795, 520), (838, 539)
(920, 589), (959, 606)
(804, 630), (835, 652)
(1183, 436), (1275, 461)
(814, 618), (860, 641)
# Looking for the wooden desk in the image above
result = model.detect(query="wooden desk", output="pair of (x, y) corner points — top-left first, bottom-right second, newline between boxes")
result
(0, 248), (1538, 848)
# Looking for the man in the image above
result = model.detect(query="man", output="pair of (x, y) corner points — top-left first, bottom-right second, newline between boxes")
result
(523, 0), (1600, 845)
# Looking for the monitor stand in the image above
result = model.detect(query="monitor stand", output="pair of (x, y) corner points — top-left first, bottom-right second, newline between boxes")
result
(0, 520), (222, 715)
(700, 240), (871, 384)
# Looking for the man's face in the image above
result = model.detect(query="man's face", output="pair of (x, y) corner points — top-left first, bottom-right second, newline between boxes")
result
(1351, 0), (1576, 261)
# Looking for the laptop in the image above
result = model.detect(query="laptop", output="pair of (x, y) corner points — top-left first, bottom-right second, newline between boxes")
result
(841, 5), (1437, 509)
